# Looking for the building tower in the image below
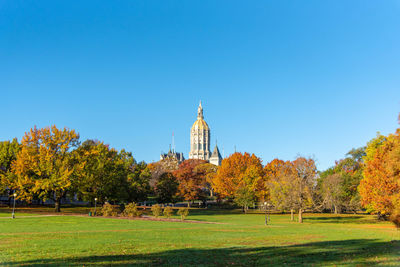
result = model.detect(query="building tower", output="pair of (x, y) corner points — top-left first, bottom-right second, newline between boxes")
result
(209, 142), (222, 166)
(189, 101), (211, 160)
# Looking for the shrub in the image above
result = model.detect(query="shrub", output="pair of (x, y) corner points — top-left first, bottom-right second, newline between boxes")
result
(101, 203), (119, 217)
(151, 204), (162, 218)
(123, 202), (142, 217)
(90, 207), (102, 216)
(163, 206), (174, 218)
(177, 207), (189, 221)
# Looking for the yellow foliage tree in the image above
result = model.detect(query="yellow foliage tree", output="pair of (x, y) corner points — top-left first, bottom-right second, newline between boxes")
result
(11, 126), (80, 212)
(268, 157), (317, 223)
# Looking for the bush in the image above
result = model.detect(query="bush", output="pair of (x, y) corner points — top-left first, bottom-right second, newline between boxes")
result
(163, 206), (174, 218)
(122, 202), (142, 217)
(151, 204), (162, 218)
(177, 207), (189, 221)
(101, 203), (119, 217)
(90, 207), (102, 216)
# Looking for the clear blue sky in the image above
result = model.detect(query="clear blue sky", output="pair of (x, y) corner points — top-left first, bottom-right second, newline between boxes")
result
(1, 0), (400, 170)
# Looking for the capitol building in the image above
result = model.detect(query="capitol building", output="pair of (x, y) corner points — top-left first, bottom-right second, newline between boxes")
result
(189, 101), (222, 166)
(160, 101), (222, 166)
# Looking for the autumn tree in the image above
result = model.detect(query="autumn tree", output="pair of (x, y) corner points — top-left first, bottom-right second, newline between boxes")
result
(358, 114), (400, 228)
(319, 173), (344, 214)
(194, 163), (218, 197)
(173, 159), (208, 207)
(268, 160), (298, 220)
(292, 157), (318, 222)
(269, 157), (317, 223)
(359, 131), (400, 219)
(0, 138), (20, 194)
(263, 159), (286, 203)
(11, 126), (80, 212)
(212, 152), (264, 211)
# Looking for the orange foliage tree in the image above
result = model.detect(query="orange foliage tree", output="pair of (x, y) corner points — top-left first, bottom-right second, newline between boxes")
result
(173, 159), (208, 206)
(212, 152), (264, 210)
(359, 130), (400, 219)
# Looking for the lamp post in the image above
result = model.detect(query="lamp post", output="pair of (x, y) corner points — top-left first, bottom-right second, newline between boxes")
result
(94, 198), (98, 216)
(264, 201), (268, 225)
(12, 193), (16, 219)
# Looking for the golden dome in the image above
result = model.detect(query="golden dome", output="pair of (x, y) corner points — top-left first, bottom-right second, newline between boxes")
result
(192, 118), (209, 131)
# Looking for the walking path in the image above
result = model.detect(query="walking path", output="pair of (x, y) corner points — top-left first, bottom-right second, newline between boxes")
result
(0, 214), (62, 219)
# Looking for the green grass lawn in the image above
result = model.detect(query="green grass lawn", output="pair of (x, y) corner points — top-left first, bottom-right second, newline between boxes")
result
(0, 208), (399, 266)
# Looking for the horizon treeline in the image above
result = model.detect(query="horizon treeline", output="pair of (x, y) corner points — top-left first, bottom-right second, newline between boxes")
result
(0, 116), (399, 226)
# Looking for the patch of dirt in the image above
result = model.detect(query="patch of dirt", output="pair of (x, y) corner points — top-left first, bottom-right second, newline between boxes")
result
(358, 224), (396, 229)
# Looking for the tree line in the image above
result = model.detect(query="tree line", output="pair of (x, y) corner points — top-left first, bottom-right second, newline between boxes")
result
(0, 117), (399, 227)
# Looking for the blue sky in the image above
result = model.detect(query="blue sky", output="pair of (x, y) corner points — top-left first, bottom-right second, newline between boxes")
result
(1, 0), (400, 170)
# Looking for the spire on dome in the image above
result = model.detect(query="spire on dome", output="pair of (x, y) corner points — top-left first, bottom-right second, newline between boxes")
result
(197, 100), (204, 119)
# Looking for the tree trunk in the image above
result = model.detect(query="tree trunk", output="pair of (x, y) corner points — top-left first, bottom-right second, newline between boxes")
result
(187, 202), (190, 208)
(298, 208), (303, 223)
(55, 198), (61, 213)
(290, 209), (294, 221)
(334, 205), (338, 214)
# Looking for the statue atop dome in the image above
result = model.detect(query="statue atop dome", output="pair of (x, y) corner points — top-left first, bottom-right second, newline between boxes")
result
(197, 100), (204, 119)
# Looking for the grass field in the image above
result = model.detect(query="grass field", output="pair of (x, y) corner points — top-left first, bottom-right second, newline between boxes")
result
(1, 208), (399, 266)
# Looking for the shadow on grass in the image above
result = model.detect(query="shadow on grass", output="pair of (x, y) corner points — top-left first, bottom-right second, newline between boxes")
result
(4, 239), (400, 266)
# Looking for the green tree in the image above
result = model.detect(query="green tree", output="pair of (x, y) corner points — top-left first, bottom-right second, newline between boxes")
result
(0, 138), (20, 194)
(318, 147), (365, 213)
(73, 140), (125, 203)
(126, 159), (151, 202)
(234, 187), (256, 213)
(154, 172), (179, 204)
(73, 140), (150, 204)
